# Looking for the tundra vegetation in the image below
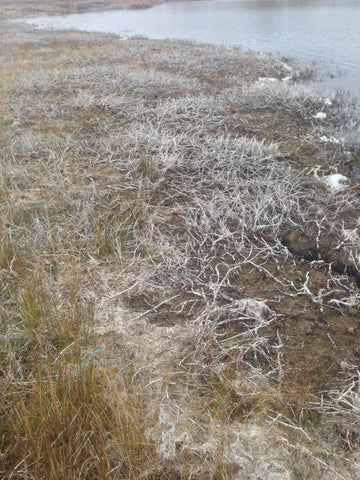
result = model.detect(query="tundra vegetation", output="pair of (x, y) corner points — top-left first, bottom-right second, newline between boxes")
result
(1, 10), (360, 480)
(0, 0), (200, 16)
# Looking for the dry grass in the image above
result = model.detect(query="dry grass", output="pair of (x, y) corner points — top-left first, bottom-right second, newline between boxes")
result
(1, 14), (360, 480)
(0, 0), (205, 18)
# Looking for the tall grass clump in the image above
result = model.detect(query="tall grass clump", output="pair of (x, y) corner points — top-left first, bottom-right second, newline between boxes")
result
(0, 272), (154, 479)
(1, 359), (153, 479)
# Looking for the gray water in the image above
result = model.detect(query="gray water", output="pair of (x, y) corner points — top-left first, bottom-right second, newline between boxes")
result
(23, 0), (360, 97)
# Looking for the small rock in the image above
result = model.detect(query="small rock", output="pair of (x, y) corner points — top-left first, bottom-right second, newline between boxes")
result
(257, 77), (279, 84)
(323, 173), (348, 191)
(320, 135), (339, 144)
(313, 112), (327, 120)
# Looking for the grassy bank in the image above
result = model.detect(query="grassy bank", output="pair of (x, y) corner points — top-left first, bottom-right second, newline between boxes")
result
(0, 0), (202, 18)
(1, 14), (360, 479)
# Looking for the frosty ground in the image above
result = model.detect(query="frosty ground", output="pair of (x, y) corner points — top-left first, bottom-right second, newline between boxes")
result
(1, 12), (360, 480)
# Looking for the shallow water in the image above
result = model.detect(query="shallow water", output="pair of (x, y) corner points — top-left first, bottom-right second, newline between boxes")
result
(23, 0), (360, 98)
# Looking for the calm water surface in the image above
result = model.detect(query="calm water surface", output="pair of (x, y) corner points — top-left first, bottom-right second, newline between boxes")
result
(24, 0), (360, 97)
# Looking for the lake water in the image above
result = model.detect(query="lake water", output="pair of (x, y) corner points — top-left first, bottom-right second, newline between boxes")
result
(23, 0), (360, 98)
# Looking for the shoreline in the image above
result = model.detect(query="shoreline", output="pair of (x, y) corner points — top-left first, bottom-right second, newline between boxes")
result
(0, 0), (203, 18)
(6, 0), (360, 102)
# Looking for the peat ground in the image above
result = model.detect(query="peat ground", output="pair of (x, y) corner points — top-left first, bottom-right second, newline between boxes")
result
(1, 10), (360, 479)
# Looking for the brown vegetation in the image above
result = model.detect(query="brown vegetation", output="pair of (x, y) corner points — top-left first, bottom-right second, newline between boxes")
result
(1, 12), (360, 480)
(0, 0), (200, 18)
